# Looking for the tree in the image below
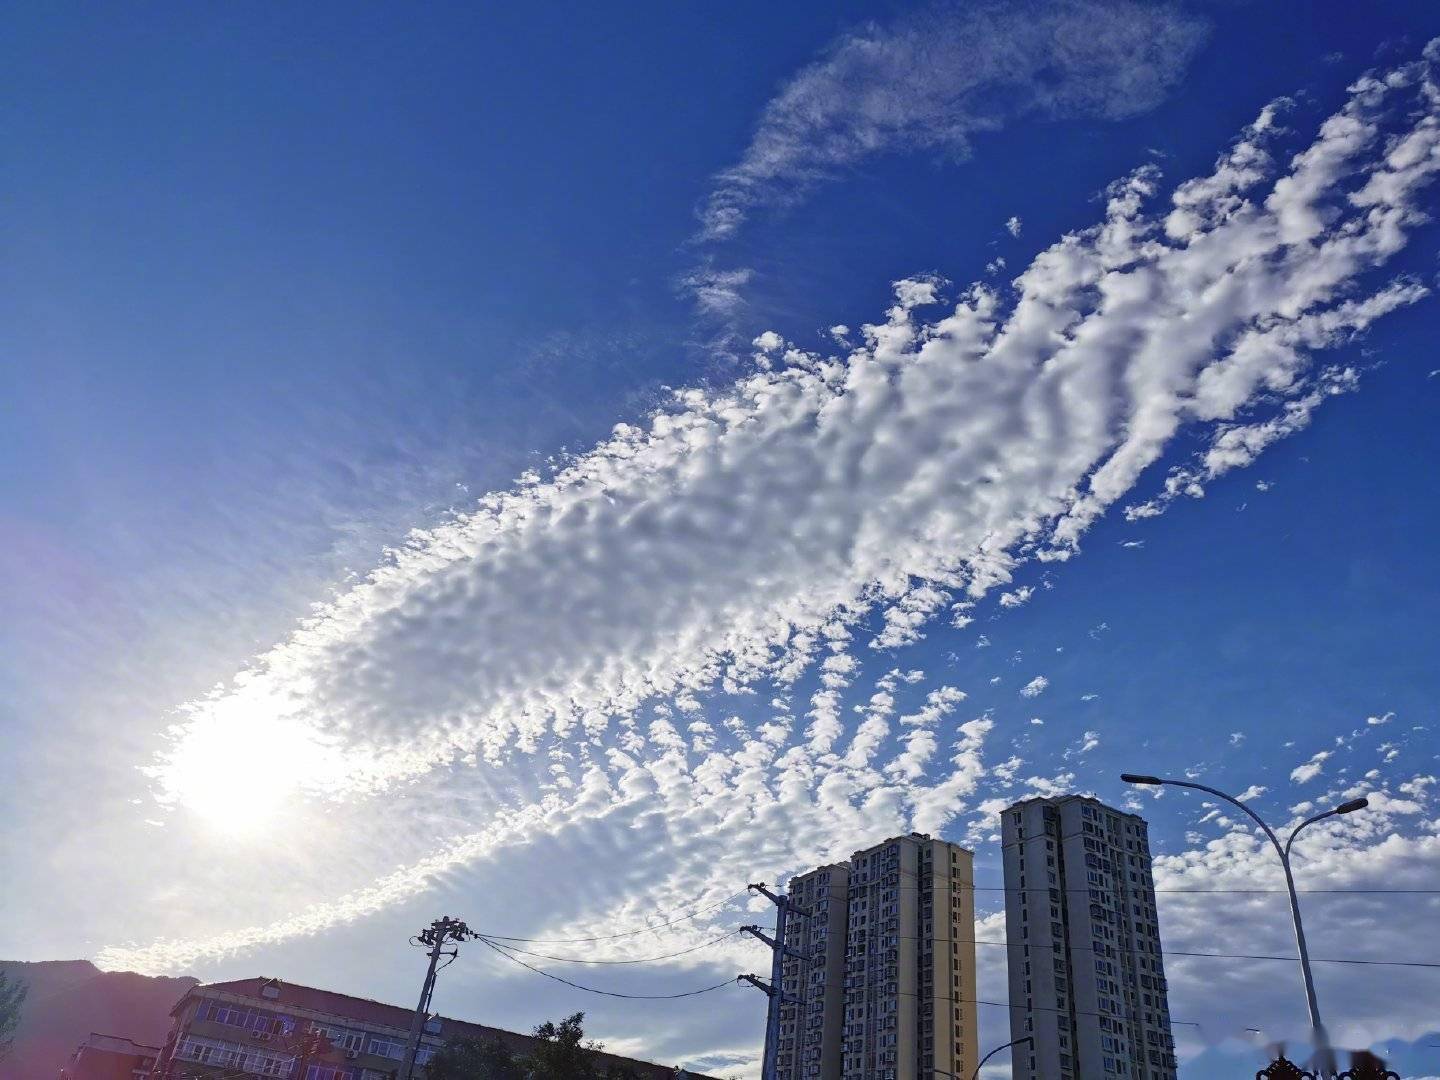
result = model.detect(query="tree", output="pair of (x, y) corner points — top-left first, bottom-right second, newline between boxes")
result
(0, 971), (27, 1061)
(425, 1035), (521, 1080)
(425, 1013), (642, 1080)
(525, 1013), (601, 1080)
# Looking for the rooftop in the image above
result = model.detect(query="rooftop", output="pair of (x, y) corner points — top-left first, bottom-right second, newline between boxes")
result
(179, 977), (716, 1080)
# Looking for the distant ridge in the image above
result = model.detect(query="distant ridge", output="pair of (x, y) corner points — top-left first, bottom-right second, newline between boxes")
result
(0, 959), (197, 1079)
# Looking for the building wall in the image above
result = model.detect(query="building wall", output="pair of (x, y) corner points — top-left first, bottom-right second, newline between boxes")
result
(1002, 797), (1177, 1080)
(153, 979), (701, 1080)
(778, 864), (850, 1080)
(60, 1034), (159, 1080)
(805, 833), (977, 1080)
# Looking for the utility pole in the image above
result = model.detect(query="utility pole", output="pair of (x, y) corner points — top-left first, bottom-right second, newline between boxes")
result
(738, 882), (808, 1080)
(293, 1029), (332, 1080)
(399, 915), (475, 1080)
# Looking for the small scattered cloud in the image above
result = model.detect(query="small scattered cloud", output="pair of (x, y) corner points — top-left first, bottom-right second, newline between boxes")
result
(1229, 731), (1246, 746)
(1291, 750), (1333, 784)
(678, 264), (755, 316)
(1019, 675), (1049, 698)
(1005, 215), (1023, 238)
(999, 586), (1034, 608)
(1367, 711), (1394, 726)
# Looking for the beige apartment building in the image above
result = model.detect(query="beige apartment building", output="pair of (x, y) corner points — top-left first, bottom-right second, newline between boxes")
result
(776, 833), (978, 1080)
(1001, 796), (1177, 1080)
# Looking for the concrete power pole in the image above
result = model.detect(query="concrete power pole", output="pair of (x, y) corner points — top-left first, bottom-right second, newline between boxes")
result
(398, 915), (475, 1080)
(738, 882), (808, 1080)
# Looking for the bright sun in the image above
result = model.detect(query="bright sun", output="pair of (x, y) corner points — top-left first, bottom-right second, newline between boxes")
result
(154, 698), (340, 837)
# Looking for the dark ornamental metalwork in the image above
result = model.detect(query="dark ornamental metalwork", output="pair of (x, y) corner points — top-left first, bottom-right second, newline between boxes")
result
(1258, 1057), (1318, 1080)
(1339, 1051), (1400, 1080)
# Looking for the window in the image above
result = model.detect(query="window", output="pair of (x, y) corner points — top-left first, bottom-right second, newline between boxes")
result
(367, 1036), (407, 1060)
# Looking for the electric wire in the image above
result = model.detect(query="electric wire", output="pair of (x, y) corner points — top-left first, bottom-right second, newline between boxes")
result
(475, 936), (737, 999)
(479, 929), (745, 965)
(970, 936), (1440, 969)
(820, 932), (1440, 969)
(478, 890), (749, 944)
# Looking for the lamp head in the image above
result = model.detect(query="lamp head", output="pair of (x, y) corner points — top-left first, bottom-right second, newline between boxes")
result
(1335, 797), (1369, 814)
(1121, 773), (1163, 786)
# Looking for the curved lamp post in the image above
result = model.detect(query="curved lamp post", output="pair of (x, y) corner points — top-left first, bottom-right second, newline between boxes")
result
(1121, 773), (1367, 1075)
(970, 1035), (1032, 1080)
(933, 1036), (1034, 1080)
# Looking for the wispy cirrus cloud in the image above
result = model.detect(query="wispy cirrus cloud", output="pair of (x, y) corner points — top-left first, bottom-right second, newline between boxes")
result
(113, 44), (1440, 990)
(694, 0), (1210, 242)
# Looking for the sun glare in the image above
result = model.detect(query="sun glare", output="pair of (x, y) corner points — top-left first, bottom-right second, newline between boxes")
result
(154, 697), (341, 837)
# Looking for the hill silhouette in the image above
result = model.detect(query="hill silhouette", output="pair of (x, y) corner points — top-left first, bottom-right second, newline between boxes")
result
(0, 959), (195, 1079)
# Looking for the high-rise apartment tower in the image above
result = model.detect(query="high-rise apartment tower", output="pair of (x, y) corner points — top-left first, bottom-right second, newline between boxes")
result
(1001, 796), (1177, 1080)
(776, 833), (978, 1080)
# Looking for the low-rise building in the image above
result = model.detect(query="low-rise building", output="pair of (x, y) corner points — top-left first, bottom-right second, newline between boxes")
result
(60, 1033), (161, 1080)
(150, 976), (703, 1080)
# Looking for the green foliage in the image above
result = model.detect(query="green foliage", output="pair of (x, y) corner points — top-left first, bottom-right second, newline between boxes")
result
(428, 1012), (648, 1080)
(0, 971), (28, 1060)
(424, 1033), (521, 1080)
(526, 1013), (601, 1080)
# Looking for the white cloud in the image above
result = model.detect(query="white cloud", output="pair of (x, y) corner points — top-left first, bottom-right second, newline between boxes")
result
(1229, 731), (1246, 746)
(125, 43), (1440, 975)
(1367, 711), (1394, 725)
(696, 0), (1209, 240)
(679, 264), (755, 315)
(1005, 215), (1023, 238)
(999, 586), (1034, 608)
(1019, 675), (1049, 698)
(1291, 750), (1333, 784)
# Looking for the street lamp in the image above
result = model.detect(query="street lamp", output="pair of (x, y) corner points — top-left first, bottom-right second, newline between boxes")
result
(1121, 773), (1368, 1075)
(962, 1035), (1033, 1080)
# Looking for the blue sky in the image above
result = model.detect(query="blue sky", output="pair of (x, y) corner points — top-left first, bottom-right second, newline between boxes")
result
(4, 2), (1440, 1076)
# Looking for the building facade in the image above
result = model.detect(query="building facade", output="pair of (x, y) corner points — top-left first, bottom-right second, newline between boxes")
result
(150, 976), (703, 1080)
(777, 863), (850, 1080)
(60, 1033), (161, 1080)
(776, 833), (978, 1080)
(1001, 796), (1177, 1080)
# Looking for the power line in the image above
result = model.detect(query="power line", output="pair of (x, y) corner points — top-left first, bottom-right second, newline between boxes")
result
(824, 929), (1440, 970)
(479, 929), (744, 965)
(874, 879), (1440, 896)
(479, 890), (749, 944)
(470, 880), (1437, 949)
(965, 937), (1440, 969)
(475, 936), (736, 999)
(895, 987), (1203, 1030)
